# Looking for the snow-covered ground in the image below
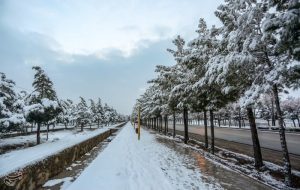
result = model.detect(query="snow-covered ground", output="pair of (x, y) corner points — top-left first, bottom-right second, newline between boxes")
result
(0, 130), (71, 148)
(65, 123), (268, 190)
(2, 124), (74, 135)
(1, 123), (110, 137)
(0, 124), (107, 149)
(0, 124), (119, 177)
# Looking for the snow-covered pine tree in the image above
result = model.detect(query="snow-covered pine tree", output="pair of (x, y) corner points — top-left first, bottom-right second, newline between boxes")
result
(0, 72), (26, 132)
(59, 99), (74, 128)
(148, 65), (177, 134)
(282, 97), (300, 128)
(103, 103), (111, 126)
(25, 66), (60, 144)
(89, 99), (97, 128)
(96, 98), (104, 127)
(187, 17), (238, 154)
(211, 0), (267, 168)
(185, 18), (219, 148)
(76, 97), (90, 131)
(167, 35), (191, 144)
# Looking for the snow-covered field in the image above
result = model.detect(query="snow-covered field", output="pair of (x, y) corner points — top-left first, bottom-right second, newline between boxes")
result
(0, 124), (119, 177)
(0, 124), (107, 149)
(0, 129), (71, 148)
(65, 123), (268, 190)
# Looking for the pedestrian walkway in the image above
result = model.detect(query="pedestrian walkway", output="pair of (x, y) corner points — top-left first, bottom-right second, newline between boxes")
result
(66, 123), (269, 190)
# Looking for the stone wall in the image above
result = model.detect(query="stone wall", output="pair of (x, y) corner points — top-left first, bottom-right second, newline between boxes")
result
(0, 123), (126, 190)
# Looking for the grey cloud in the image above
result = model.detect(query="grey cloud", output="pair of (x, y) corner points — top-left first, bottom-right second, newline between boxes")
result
(0, 23), (174, 114)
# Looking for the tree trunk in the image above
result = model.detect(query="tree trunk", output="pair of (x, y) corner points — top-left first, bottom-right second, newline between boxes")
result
(164, 115), (167, 135)
(210, 110), (214, 154)
(292, 119), (296, 128)
(173, 112), (176, 138)
(204, 110), (208, 149)
(153, 118), (155, 129)
(238, 108), (242, 128)
(151, 118), (153, 129)
(166, 118), (168, 133)
(273, 84), (292, 186)
(160, 116), (163, 132)
(46, 123), (49, 141)
(158, 117), (160, 132)
(37, 122), (41, 145)
(25, 125), (28, 134)
(247, 107), (263, 168)
(183, 107), (189, 144)
(152, 118), (155, 130)
(271, 99), (276, 126)
(81, 123), (83, 132)
(159, 116), (161, 132)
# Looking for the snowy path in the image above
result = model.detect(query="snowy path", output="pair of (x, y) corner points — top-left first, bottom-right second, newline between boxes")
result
(66, 123), (270, 190)
(0, 124), (119, 177)
(67, 123), (222, 190)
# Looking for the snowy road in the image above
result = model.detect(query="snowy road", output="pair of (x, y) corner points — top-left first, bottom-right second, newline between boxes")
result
(66, 123), (269, 190)
(169, 124), (300, 155)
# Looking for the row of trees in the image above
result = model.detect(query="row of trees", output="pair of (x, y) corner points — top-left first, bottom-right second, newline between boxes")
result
(0, 66), (125, 144)
(132, 0), (299, 186)
(133, 95), (300, 130)
(59, 96), (124, 131)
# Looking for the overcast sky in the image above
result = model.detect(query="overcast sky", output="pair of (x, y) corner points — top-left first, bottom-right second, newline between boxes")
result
(0, 0), (268, 115)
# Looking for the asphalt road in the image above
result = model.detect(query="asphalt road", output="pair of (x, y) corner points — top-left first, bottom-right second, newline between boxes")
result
(168, 124), (300, 155)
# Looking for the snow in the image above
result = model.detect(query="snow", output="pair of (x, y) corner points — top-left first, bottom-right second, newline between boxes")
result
(159, 133), (300, 190)
(0, 124), (121, 177)
(0, 129), (74, 148)
(0, 133), (36, 147)
(66, 123), (220, 190)
(41, 98), (58, 108)
(43, 177), (73, 187)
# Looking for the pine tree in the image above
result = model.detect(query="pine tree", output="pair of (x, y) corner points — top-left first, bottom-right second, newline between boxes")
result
(0, 73), (26, 132)
(76, 97), (90, 131)
(211, 0), (265, 167)
(167, 35), (191, 143)
(59, 99), (74, 128)
(25, 66), (60, 144)
(95, 98), (104, 127)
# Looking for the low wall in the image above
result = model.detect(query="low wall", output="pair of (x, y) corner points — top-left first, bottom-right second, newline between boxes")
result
(0, 122), (126, 190)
